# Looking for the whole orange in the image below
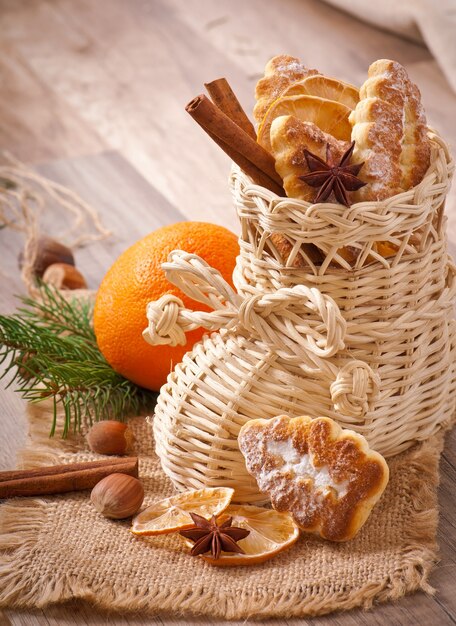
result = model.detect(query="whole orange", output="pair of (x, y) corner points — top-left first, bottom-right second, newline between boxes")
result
(93, 222), (239, 391)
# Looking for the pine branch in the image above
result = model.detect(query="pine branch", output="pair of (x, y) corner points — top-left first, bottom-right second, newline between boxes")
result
(0, 283), (156, 436)
(17, 283), (96, 343)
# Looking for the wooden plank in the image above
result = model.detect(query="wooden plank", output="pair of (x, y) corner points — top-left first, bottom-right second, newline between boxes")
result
(166, 0), (432, 81)
(0, 42), (104, 164)
(0, 0), (243, 229)
(432, 427), (456, 621)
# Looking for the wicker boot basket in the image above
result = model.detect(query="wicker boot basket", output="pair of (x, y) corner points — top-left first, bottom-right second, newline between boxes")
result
(145, 131), (456, 504)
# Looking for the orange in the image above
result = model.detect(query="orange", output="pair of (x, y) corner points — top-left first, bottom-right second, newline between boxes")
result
(282, 75), (359, 110)
(94, 222), (239, 391)
(181, 504), (300, 566)
(130, 487), (234, 536)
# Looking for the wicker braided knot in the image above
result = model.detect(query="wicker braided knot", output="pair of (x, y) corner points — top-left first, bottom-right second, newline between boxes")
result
(143, 250), (378, 418)
(143, 294), (190, 347)
(330, 361), (380, 418)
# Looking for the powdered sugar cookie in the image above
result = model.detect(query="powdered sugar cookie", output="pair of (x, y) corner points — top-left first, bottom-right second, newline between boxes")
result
(254, 55), (319, 125)
(238, 415), (389, 541)
(350, 59), (430, 201)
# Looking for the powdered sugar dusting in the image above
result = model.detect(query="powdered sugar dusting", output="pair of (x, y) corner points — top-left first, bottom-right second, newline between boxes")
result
(351, 59), (429, 201)
(270, 116), (349, 201)
(266, 439), (349, 498)
(254, 55), (319, 122)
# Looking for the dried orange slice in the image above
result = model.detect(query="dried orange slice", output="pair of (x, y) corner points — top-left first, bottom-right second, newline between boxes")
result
(181, 504), (300, 566)
(258, 94), (352, 152)
(282, 75), (359, 110)
(131, 487), (234, 536)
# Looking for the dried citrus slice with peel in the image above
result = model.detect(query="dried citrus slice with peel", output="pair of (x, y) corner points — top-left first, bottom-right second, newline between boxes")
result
(182, 504), (300, 566)
(282, 75), (359, 110)
(258, 94), (351, 152)
(131, 487), (234, 536)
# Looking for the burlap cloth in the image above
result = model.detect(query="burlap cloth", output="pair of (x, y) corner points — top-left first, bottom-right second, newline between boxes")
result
(0, 401), (446, 620)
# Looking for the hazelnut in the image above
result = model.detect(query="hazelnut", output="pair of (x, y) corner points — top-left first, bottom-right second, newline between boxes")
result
(86, 420), (132, 456)
(91, 473), (144, 519)
(18, 236), (75, 278)
(42, 263), (88, 290)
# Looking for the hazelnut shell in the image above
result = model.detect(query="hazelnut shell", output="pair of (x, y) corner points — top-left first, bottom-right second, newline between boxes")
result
(18, 236), (75, 278)
(90, 473), (144, 519)
(86, 420), (131, 456)
(43, 263), (88, 290)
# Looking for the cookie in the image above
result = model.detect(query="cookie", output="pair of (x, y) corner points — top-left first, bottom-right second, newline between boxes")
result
(254, 55), (319, 125)
(270, 115), (350, 202)
(350, 59), (430, 201)
(238, 415), (389, 541)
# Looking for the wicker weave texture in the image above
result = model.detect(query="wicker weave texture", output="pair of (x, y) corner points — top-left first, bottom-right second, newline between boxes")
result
(147, 133), (456, 503)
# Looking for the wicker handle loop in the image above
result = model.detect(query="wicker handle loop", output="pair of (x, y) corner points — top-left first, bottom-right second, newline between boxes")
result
(142, 251), (242, 346)
(238, 286), (346, 358)
(143, 294), (189, 346)
(143, 251), (347, 360)
(330, 360), (380, 419)
(162, 251), (241, 310)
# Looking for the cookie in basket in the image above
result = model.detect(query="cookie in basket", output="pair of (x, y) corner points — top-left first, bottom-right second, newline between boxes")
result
(268, 233), (324, 267)
(269, 116), (357, 267)
(253, 55), (319, 125)
(238, 415), (389, 541)
(270, 115), (350, 202)
(350, 59), (430, 201)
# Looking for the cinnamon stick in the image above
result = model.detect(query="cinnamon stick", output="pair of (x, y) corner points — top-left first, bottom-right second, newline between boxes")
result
(204, 78), (256, 139)
(206, 128), (284, 195)
(193, 84), (320, 266)
(186, 94), (284, 195)
(0, 457), (138, 498)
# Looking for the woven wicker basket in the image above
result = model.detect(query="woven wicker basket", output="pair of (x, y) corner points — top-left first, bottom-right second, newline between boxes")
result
(145, 132), (456, 503)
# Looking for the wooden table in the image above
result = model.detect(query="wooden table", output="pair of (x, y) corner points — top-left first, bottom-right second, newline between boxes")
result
(1, 1), (455, 624)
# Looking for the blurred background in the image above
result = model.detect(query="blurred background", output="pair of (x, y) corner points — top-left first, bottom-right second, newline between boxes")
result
(1, 0), (455, 235)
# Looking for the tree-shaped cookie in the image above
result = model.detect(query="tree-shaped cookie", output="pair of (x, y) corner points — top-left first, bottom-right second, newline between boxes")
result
(238, 415), (389, 541)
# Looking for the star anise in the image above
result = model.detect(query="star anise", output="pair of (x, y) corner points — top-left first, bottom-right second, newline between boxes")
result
(179, 512), (250, 560)
(299, 140), (366, 207)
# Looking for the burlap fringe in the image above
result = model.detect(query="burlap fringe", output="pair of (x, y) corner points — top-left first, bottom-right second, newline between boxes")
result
(0, 403), (444, 619)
